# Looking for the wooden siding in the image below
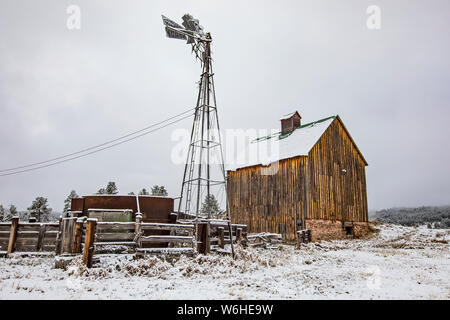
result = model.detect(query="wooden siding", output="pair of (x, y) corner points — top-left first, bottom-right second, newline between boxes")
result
(306, 118), (368, 223)
(228, 157), (308, 241)
(227, 117), (368, 241)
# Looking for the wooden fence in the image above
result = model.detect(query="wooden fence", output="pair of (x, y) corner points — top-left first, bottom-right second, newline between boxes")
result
(209, 221), (248, 250)
(0, 217), (60, 256)
(75, 215), (198, 266)
(1, 215), (250, 267)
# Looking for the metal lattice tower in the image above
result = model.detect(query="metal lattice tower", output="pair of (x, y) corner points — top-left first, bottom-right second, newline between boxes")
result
(161, 15), (228, 220)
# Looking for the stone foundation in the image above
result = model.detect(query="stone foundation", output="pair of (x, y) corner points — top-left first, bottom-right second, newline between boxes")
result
(305, 219), (370, 241)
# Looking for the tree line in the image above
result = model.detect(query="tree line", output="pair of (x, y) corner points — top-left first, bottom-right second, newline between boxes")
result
(372, 206), (450, 229)
(0, 198), (52, 222)
(0, 181), (172, 222)
(1, 180), (223, 222)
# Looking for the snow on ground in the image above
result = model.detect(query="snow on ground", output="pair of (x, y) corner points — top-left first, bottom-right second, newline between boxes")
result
(0, 223), (448, 299)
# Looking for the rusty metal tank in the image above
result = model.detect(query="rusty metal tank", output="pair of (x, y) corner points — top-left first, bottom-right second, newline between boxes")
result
(70, 195), (174, 223)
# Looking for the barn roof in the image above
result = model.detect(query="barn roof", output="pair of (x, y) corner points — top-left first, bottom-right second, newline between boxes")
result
(227, 115), (367, 171)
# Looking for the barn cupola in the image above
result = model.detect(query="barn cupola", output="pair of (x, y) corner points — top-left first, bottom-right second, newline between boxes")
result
(281, 111), (302, 135)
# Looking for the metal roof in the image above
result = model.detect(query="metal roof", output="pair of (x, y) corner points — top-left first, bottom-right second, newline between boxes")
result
(226, 115), (367, 171)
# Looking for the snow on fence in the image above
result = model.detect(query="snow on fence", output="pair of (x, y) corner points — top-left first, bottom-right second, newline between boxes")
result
(77, 215), (198, 267)
(208, 221), (248, 250)
(0, 217), (60, 256)
(1, 215), (250, 267)
(247, 233), (282, 249)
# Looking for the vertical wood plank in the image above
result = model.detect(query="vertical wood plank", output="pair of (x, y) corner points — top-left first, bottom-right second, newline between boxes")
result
(135, 214), (142, 248)
(55, 216), (63, 255)
(236, 227), (242, 245)
(36, 224), (46, 252)
(7, 217), (19, 256)
(218, 227), (224, 249)
(72, 220), (83, 254)
(83, 218), (97, 267)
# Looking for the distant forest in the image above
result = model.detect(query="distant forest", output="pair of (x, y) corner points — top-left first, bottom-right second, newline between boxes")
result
(370, 206), (450, 229)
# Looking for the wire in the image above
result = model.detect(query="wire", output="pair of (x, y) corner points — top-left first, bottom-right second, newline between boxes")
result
(0, 107), (195, 173)
(0, 111), (194, 177)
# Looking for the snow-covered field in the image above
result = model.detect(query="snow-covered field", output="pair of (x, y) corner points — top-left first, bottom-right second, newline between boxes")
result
(0, 223), (448, 299)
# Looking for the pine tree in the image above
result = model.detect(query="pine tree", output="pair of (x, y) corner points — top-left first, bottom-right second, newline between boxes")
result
(0, 204), (5, 222)
(63, 190), (79, 217)
(105, 181), (118, 194)
(159, 186), (168, 196)
(139, 188), (149, 195)
(27, 197), (52, 222)
(96, 188), (106, 194)
(151, 185), (168, 196)
(128, 192), (135, 195)
(201, 194), (220, 217)
(5, 204), (18, 221)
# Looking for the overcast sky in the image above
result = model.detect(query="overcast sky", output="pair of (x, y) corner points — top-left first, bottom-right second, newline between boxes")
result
(1, 0), (449, 212)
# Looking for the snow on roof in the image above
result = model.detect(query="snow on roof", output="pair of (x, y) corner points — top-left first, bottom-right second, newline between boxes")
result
(227, 116), (336, 171)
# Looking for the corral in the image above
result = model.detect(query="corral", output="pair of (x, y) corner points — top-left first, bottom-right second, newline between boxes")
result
(0, 197), (249, 268)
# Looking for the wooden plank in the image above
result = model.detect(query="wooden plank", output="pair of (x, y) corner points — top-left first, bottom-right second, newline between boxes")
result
(7, 217), (19, 256)
(16, 231), (40, 238)
(134, 214), (142, 248)
(43, 231), (59, 238)
(196, 222), (210, 254)
(141, 235), (193, 243)
(43, 238), (57, 245)
(72, 221), (83, 254)
(36, 224), (46, 251)
(14, 244), (41, 252)
(95, 241), (137, 246)
(96, 223), (135, 231)
(54, 216), (63, 255)
(141, 222), (194, 231)
(62, 218), (77, 254)
(0, 225), (11, 232)
(218, 227), (224, 249)
(96, 232), (135, 241)
(42, 245), (56, 252)
(19, 222), (60, 227)
(15, 238), (38, 246)
(0, 231), (10, 238)
(136, 247), (195, 256)
(82, 219), (97, 267)
(236, 228), (243, 245)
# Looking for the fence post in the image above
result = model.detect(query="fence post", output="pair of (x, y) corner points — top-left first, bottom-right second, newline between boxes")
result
(197, 222), (210, 254)
(62, 217), (77, 254)
(55, 216), (63, 255)
(169, 213), (177, 224)
(236, 228), (243, 245)
(83, 218), (97, 267)
(72, 219), (83, 254)
(36, 224), (46, 252)
(134, 214), (142, 249)
(218, 227), (224, 249)
(6, 217), (19, 257)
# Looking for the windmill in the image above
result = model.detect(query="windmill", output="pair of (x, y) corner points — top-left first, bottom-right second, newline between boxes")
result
(162, 14), (234, 255)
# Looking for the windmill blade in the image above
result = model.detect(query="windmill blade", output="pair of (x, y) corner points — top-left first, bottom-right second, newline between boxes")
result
(161, 15), (187, 40)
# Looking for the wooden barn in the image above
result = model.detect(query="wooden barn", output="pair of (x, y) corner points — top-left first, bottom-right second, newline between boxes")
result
(227, 112), (369, 242)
